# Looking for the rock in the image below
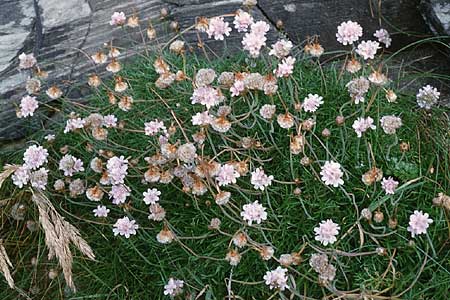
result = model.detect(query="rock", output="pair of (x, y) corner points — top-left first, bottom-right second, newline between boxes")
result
(420, 0), (450, 35)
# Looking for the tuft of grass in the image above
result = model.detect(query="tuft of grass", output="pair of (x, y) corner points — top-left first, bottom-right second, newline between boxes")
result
(1, 49), (450, 300)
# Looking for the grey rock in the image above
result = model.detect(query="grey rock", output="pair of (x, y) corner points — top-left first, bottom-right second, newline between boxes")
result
(421, 0), (450, 35)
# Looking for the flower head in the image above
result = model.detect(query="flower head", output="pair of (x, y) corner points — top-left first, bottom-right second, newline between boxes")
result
(233, 10), (253, 32)
(303, 94), (324, 112)
(336, 21), (363, 45)
(18, 52), (37, 69)
(113, 216), (138, 238)
(416, 85), (440, 109)
(19, 96), (39, 118)
(163, 278), (184, 297)
(93, 205), (110, 217)
(23, 145), (48, 170)
(110, 12), (126, 26)
(216, 164), (240, 186)
(263, 267), (288, 290)
(59, 154), (84, 176)
(352, 116), (376, 138)
(356, 41), (380, 60)
(241, 200), (267, 225)
(407, 210), (433, 238)
(250, 168), (273, 190)
(320, 161), (344, 187)
(374, 28), (392, 48)
(143, 188), (161, 205)
(380, 115), (402, 135)
(381, 177), (399, 195)
(314, 219), (340, 246)
(269, 39), (293, 58)
(207, 17), (231, 40)
(274, 56), (295, 77)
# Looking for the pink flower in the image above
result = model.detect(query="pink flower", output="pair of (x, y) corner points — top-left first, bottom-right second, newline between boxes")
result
(381, 177), (399, 195)
(93, 205), (110, 217)
(191, 111), (212, 126)
(242, 32), (267, 57)
(230, 80), (245, 97)
(29, 168), (48, 190)
(302, 94), (323, 112)
(336, 21), (363, 45)
(269, 39), (293, 58)
(416, 85), (440, 109)
(356, 41), (380, 60)
(144, 120), (166, 136)
(103, 114), (118, 128)
(23, 145), (48, 170)
(163, 278), (184, 297)
(352, 116), (376, 138)
(241, 200), (267, 225)
(110, 12), (126, 26)
(191, 86), (222, 109)
(263, 267), (288, 291)
(59, 154), (84, 176)
(216, 164), (240, 186)
(407, 210), (433, 238)
(64, 117), (85, 133)
(113, 216), (138, 238)
(250, 168), (273, 190)
(12, 165), (30, 188)
(250, 21), (270, 36)
(320, 161), (344, 187)
(314, 219), (340, 246)
(274, 56), (295, 78)
(374, 29), (391, 48)
(207, 17), (231, 40)
(19, 95), (39, 117)
(233, 10), (253, 32)
(143, 188), (161, 205)
(259, 104), (276, 119)
(106, 156), (128, 185)
(18, 52), (37, 69)
(109, 184), (130, 205)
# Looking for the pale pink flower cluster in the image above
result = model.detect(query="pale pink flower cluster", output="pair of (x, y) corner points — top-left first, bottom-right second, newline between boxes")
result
(346, 77), (370, 104)
(302, 94), (324, 112)
(64, 117), (86, 133)
(163, 278), (184, 297)
(143, 188), (161, 205)
(380, 115), (402, 135)
(192, 111), (213, 126)
(242, 21), (270, 57)
(416, 85), (440, 109)
(23, 145), (48, 170)
(233, 10), (253, 32)
(314, 219), (340, 246)
(356, 41), (380, 60)
(144, 119), (166, 136)
(59, 154), (84, 176)
(191, 86), (223, 109)
(18, 95), (39, 118)
(320, 161), (344, 187)
(216, 164), (240, 186)
(93, 205), (110, 217)
(113, 216), (138, 238)
(374, 28), (392, 48)
(12, 166), (30, 188)
(18, 52), (37, 69)
(269, 39), (293, 58)
(250, 168), (273, 190)
(241, 200), (267, 225)
(259, 104), (276, 119)
(110, 12), (126, 26)
(381, 177), (399, 195)
(336, 21), (363, 45)
(109, 184), (130, 205)
(407, 210), (433, 238)
(263, 266), (288, 291)
(103, 114), (118, 128)
(352, 116), (376, 138)
(207, 17), (232, 40)
(230, 80), (245, 97)
(106, 156), (128, 185)
(274, 56), (295, 78)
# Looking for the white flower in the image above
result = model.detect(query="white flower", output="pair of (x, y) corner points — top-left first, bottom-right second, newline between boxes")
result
(352, 117), (376, 138)
(320, 161), (344, 187)
(241, 200), (267, 225)
(110, 12), (126, 26)
(23, 145), (48, 170)
(303, 94), (324, 112)
(59, 154), (84, 176)
(263, 267), (288, 291)
(233, 10), (253, 32)
(109, 184), (130, 205)
(144, 120), (165, 136)
(192, 111), (213, 126)
(113, 216), (138, 238)
(64, 117), (86, 133)
(176, 143), (197, 163)
(269, 39), (293, 58)
(207, 17), (231, 40)
(314, 219), (340, 246)
(274, 56), (295, 77)
(407, 210), (433, 238)
(381, 177), (399, 195)
(216, 164), (240, 186)
(29, 168), (48, 190)
(19, 95), (39, 118)
(143, 188), (161, 205)
(250, 168), (273, 190)
(103, 114), (118, 128)
(380, 115), (402, 135)
(374, 28), (391, 48)
(191, 86), (222, 109)
(336, 21), (363, 45)
(18, 52), (37, 69)
(416, 85), (440, 109)
(12, 165), (30, 188)
(93, 205), (110, 217)
(356, 41), (380, 60)
(163, 278), (184, 297)
(106, 156), (128, 185)
(259, 104), (276, 119)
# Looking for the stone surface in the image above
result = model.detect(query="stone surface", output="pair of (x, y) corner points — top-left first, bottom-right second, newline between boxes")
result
(421, 0), (450, 35)
(0, 0), (440, 142)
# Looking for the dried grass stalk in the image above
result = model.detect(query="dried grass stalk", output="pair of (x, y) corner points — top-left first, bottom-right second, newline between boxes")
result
(0, 239), (14, 288)
(31, 190), (95, 291)
(0, 164), (18, 190)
